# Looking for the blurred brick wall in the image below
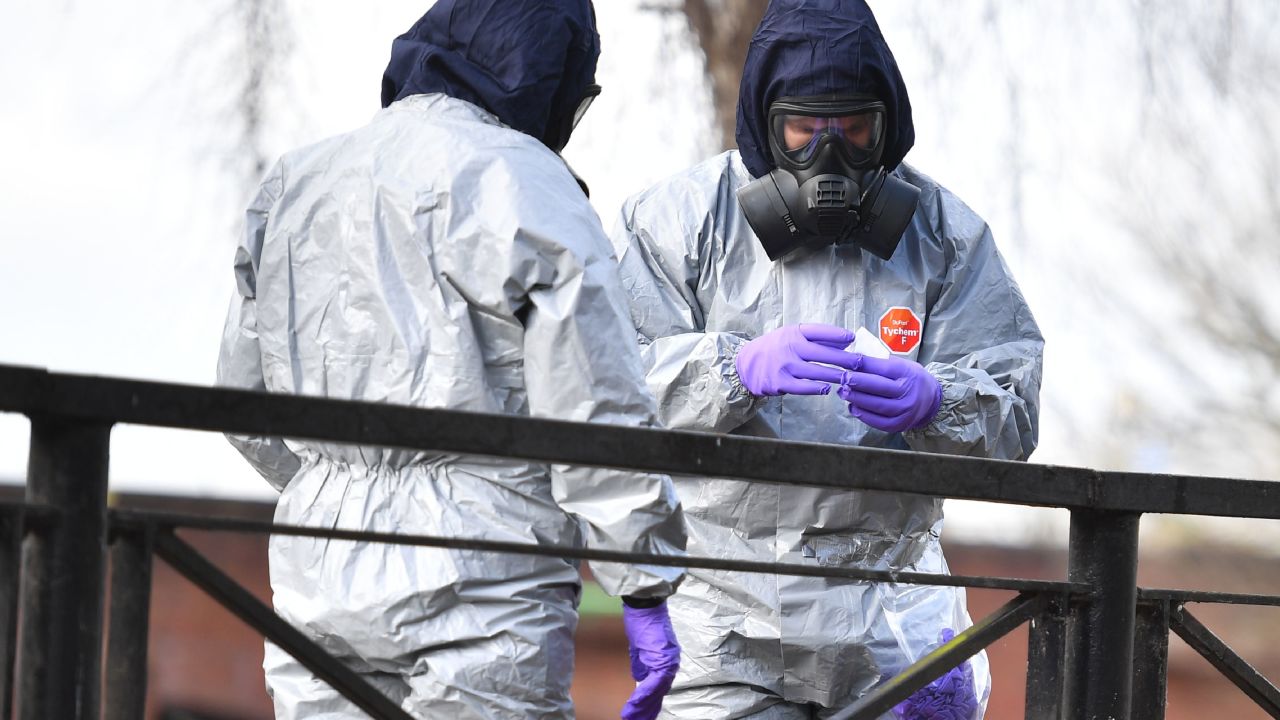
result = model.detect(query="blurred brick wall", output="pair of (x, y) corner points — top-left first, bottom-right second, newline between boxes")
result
(82, 494), (1280, 719)
(948, 544), (1280, 719)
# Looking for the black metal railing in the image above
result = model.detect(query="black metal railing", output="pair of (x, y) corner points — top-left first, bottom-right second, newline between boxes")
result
(1, 363), (1278, 720)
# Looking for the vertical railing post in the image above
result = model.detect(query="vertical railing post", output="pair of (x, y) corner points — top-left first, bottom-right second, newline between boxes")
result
(1130, 599), (1170, 720)
(104, 522), (153, 720)
(0, 508), (21, 720)
(1063, 509), (1141, 720)
(16, 416), (111, 720)
(1025, 594), (1069, 719)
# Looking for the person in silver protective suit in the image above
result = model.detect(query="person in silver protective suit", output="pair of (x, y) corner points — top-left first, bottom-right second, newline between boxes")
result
(217, 1), (686, 718)
(609, 1), (1043, 718)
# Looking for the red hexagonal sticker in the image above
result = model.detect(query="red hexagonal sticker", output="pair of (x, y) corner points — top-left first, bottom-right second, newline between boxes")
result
(879, 307), (922, 354)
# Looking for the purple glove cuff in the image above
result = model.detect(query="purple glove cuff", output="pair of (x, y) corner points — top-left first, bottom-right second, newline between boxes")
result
(893, 630), (980, 720)
(910, 376), (944, 431)
(622, 603), (681, 720)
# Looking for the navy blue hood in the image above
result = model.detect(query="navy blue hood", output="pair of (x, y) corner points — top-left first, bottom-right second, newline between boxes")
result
(381, 0), (599, 150)
(735, 0), (914, 179)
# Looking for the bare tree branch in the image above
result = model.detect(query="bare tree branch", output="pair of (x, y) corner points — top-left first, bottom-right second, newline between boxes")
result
(680, 0), (767, 149)
(234, 0), (291, 186)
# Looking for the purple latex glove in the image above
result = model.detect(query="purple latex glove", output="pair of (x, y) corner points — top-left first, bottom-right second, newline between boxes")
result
(893, 630), (980, 720)
(735, 323), (860, 397)
(621, 602), (680, 720)
(837, 354), (942, 433)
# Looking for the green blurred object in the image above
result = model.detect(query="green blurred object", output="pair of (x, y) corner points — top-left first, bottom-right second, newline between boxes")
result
(578, 581), (623, 616)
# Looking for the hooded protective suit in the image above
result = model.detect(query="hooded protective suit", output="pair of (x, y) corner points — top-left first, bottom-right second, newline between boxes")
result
(218, 2), (685, 717)
(609, 1), (1042, 717)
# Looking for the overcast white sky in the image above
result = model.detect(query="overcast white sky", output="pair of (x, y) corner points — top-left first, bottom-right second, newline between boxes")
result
(0, 0), (730, 501)
(1, 0), (1276, 548)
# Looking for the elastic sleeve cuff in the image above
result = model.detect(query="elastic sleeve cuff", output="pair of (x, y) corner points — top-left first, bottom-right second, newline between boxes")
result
(906, 374), (965, 439)
(725, 335), (757, 404)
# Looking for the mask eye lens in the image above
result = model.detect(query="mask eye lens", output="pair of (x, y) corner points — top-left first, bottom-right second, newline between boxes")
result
(572, 84), (602, 130)
(772, 108), (883, 165)
(840, 114), (879, 150)
(549, 84), (602, 153)
(781, 117), (820, 151)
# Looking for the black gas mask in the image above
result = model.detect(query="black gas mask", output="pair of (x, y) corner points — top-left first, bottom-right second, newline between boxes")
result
(543, 83), (601, 153)
(736, 95), (920, 261)
(546, 83), (601, 197)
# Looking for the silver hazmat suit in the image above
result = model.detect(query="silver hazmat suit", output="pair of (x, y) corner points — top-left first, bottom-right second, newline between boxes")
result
(218, 93), (686, 719)
(610, 151), (1043, 719)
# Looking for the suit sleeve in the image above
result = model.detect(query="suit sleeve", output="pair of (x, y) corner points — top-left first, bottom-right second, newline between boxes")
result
(216, 161), (302, 491)
(492, 152), (687, 598)
(608, 191), (761, 433)
(905, 190), (1044, 460)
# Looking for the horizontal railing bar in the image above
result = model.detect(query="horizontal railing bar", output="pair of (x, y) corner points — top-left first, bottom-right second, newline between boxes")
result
(0, 502), (70, 528)
(109, 508), (1088, 594)
(1139, 587), (1280, 608)
(154, 531), (415, 720)
(0, 503), (50, 519)
(1170, 605), (1280, 716)
(2, 365), (1279, 518)
(0, 365), (1092, 511)
(829, 592), (1047, 720)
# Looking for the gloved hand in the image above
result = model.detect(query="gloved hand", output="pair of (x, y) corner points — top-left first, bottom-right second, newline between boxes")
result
(621, 602), (680, 720)
(893, 631), (979, 720)
(735, 323), (860, 397)
(836, 354), (942, 433)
